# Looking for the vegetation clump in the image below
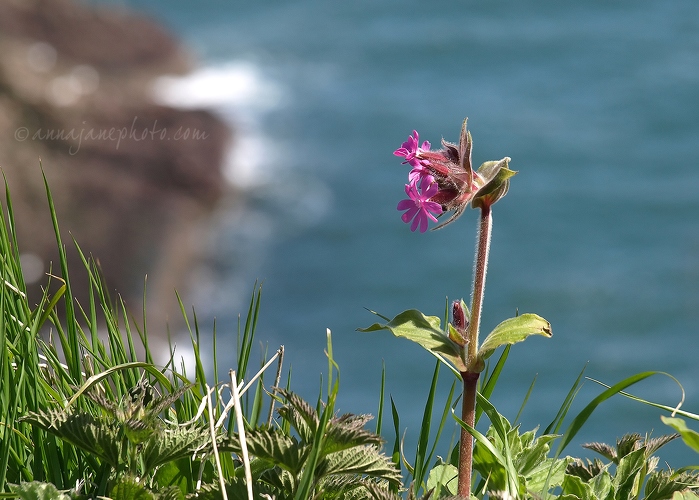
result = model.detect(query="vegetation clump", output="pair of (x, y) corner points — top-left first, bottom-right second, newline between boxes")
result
(4, 128), (699, 499)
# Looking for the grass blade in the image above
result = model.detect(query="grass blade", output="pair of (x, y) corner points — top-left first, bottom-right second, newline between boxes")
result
(544, 363), (587, 436)
(376, 361), (386, 436)
(412, 360), (440, 496)
(477, 344), (511, 423)
(554, 371), (661, 456)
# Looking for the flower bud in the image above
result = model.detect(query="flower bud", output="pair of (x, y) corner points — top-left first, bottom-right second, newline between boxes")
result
(448, 299), (470, 345)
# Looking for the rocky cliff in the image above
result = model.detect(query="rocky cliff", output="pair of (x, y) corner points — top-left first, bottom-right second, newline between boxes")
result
(0, 0), (232, 330)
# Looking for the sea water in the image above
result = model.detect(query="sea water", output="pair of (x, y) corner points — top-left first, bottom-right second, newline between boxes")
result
(101, 0), (699, 467)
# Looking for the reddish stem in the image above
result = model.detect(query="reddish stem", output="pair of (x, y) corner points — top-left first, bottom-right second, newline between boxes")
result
(458, 371), (480, 497)
(458, 206), (492, 497)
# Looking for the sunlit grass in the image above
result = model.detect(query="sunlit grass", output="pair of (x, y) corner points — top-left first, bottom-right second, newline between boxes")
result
(3, 170), (699, 499)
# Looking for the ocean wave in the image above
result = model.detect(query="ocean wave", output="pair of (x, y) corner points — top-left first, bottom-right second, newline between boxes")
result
(151, 60), (286, 188)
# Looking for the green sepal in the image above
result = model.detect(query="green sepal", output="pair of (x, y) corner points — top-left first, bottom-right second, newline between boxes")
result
(359, 309), (467, 375)
(477, 314), (552, 364)
(448, 323), (467, 346)
(472, 157), (517, 209)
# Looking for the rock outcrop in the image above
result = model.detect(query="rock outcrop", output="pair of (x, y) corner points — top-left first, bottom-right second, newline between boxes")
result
(0, 0), (232, 330)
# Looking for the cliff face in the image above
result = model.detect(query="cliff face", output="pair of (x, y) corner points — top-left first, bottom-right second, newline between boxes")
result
(0, 0), (232, 327)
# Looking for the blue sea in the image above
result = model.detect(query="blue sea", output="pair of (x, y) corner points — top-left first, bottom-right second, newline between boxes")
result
(101, 0), (699, 467)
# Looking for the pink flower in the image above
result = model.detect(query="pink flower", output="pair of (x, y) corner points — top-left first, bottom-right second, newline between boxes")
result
(397, 175), (443, 233)
(394, 119), (515, 231)
(393, 130), (431, 168)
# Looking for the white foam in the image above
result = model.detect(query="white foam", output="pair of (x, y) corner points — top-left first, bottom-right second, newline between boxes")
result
(151, 61), (286, 189)
(152, 60), (283, 110)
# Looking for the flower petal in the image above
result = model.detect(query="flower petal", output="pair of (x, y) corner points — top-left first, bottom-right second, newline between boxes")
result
(402, 206), (419, 223)
(397, 199), (415, 211)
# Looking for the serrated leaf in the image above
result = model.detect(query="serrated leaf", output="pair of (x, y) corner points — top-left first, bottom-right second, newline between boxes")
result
(146, 383), (194, 420)
(324, 422), (384, 455)
(110, 476), (155, 500)
(333, 413), (374, 430)
(156, 487), (183, 500)
(83, 389), (120, 416)
(583, 441), (618, 462)
(276, 388), (319, 442)
(359, 309), (466, 374)
(322, 413), (382, 456)
(125, 418), (156, 444)
(21, 410), (122, 468)
(566, 458), (608, 482)
(317, 474), (387, 499)
(218, 428), (309, 476)
(141, 426), (209, 471)
(194, 478), (277, 500)
(317, 446), (403, 486)
(362, 481), (403, 500)
(259, 466), (296, 494)
(478, 314), (552, 362)
(645, 470), (699, 500)
(526, 457), (569, 492)
(645, 433), (680, 457)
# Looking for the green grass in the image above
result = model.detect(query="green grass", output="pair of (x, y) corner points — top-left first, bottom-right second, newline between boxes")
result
(3, 171), (699, 500)
(0, 173), (403, 499)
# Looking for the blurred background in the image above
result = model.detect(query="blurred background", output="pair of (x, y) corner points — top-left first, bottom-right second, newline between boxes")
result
(2, 0), (698, 466)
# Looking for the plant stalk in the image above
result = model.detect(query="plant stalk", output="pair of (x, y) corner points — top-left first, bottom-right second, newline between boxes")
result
(458, 205), (492, 497)
(467, 205), (491, 367)
(458, 370), (480, 497)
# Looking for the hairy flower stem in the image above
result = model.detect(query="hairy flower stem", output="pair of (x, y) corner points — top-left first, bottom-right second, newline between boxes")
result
(458, 370), (480, 497)
(467, 205), (491, 367)
(458, 206), (492, 497)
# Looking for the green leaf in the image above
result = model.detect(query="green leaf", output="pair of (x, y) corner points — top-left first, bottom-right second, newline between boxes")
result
(475, 392), (520, 495)
(589, 469), (614, 500)
(152, 459), (190, 493)
(662, 416), (699, 454)
(316, 446), (402, 485)
(561, 473), (595, 500)
(645, 470), (699, 500)
(526, 457), (569, 493)
(218, 428), (309, 476)
(515, 433), (559, 478)
(426, 463), (458, 496)
(359, 309), (466, 374)
(478, 314), (552, 362)
(612, 448), (646, 500)
(323, 414), (383, 455)
(9, 482), (71, 500)
(276, 388), (319, 443)
(555, 371), (663, 456)
(459, 411), (510, 492)
(21, 411), (122, 469)
(109, 476), (155, 500)
(141, 426), (209, 472)
(673, 492), (699, 500)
